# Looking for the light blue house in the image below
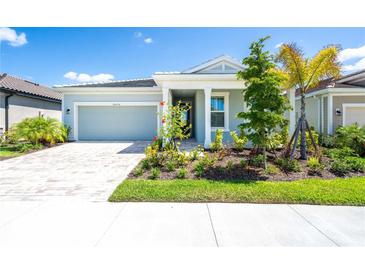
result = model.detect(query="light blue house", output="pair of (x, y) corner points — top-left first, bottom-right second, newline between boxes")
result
(56, 55), (296, 148)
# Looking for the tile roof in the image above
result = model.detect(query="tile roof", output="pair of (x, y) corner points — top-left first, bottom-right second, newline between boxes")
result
(0, 73), (62, 101)
(54, 78), (157, 88)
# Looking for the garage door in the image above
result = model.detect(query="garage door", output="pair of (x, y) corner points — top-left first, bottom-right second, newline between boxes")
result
(344, 105), (365, 127)
(78, 105), (158, 140)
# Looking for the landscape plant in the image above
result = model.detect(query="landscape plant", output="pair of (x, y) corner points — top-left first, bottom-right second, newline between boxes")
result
(210, 129), (224, 151)
(159, 101), (191, 150)
(230, 131), (248, 151)
(237, 36), (291, 169)
(276, 42), (341, 159)
(334, 124), (365, 156)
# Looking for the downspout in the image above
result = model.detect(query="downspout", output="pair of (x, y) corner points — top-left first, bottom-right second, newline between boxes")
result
(4, 94), (13, 131)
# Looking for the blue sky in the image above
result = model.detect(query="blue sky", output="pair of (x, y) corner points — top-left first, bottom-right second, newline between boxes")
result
(1, 27), (365, 86)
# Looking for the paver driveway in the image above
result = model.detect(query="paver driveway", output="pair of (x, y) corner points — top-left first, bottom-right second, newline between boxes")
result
(0, 142), (148, 201)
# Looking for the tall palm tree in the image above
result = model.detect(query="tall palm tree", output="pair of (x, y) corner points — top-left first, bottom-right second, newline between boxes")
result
(276, 43), (341, 159)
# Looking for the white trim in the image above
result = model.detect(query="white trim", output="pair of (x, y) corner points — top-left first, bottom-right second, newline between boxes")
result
(72, 101), (160, 141)
(211, 91), (230, 132)
(328, 94), (333, 135)
(61, 94), (64, 123)
(182, 55), (244, 73)
(342, 103), (365, 126)
(320, 97), (324, 134)
(317, 98), (320, 131)
(295, 88), (365, 100)
(204, 87), (212, 148)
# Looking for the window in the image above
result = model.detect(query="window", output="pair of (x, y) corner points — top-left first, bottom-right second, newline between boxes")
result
(211, 96), (226, 129)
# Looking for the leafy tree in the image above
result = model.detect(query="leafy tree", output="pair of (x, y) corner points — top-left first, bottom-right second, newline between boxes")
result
(276, 43), (341, 159)
(237, 36), (291, 169)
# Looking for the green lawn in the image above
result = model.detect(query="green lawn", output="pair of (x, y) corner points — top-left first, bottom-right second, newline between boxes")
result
(0, 146), (24, 159)
(109, 177), (365, 205)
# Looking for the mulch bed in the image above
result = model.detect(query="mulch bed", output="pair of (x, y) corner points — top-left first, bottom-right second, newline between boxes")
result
(129, 148), (365, 181)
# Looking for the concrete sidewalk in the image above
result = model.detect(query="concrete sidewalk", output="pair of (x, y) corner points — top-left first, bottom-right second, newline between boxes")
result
(0, 201), (364, 247)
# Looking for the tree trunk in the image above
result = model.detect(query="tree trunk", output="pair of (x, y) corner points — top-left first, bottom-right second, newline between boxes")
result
(300, 92), (307, 160)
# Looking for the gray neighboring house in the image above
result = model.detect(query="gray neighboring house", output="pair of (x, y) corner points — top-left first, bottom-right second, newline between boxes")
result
(295, 69), (365, 135)
(0, 73), (62, 134)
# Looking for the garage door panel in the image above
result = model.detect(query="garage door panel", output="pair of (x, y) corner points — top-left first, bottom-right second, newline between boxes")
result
(344, 106), (365, 127)
(78, 106), (157, 140)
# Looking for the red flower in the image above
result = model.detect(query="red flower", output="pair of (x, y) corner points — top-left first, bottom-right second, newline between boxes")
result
(160, 101), (165, 106)
(162, 118), (166, 124)
(153, 136), (157, 141)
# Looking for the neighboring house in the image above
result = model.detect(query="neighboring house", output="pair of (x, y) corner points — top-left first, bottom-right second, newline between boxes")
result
(295, 69), (365, 135)
(55, 54), (364, 147)
(0, 73), (62, 134)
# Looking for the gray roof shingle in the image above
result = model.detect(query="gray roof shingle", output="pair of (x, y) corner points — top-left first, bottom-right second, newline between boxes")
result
(0, 73), (62, 101)
(55, 78), (157, 88)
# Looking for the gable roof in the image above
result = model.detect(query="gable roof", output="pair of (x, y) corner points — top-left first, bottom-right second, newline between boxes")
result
(0, 73), (62, 101)
(54, 78), (157, 88)
(155, 54), (244, 75)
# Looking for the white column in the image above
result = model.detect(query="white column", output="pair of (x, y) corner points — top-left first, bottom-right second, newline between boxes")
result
(288, 88), (296, 136)
(204, 87), (212, 148)
(328, 94), (333, 135)
(162, 87), (169, 113)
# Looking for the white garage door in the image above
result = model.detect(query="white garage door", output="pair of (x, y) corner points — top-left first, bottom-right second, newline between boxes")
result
(344, 104), (365, 127)
(77, 105), (158, 141)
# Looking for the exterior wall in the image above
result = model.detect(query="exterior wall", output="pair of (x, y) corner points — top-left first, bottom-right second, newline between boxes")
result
(323, 96), (328, 135)
(305, 97), (320, 131)
(194, 91), (205, 143)
(210, 89), (244, 143)
(333, 95), (365, 131)
(63, 93), (162, 140)
(0, 93), (5, 134)
(8, 95), (61, 127)
(0, 93), (61, 133)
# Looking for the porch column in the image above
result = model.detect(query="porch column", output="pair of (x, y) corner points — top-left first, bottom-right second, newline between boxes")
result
(162, 87), (169, 113)
(328, 94), (333, 135)
(204, 87), (212, 148)
(288, 88), (296, 136)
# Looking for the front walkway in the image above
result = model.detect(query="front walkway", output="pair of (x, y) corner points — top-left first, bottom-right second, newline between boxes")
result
(0, 142), (148, 201)
(0, 202), (363, 247)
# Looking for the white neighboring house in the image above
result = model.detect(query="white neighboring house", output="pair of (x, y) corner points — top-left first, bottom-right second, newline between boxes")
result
(295, 69), (365, 135)
(0, 73), (62, 134)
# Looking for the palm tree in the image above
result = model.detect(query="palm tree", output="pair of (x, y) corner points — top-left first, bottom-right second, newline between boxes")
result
(276, 43), (341, 160)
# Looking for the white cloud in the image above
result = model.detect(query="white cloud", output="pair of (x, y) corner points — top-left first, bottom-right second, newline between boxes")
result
(338, 44), (365, 62)
(342, 57), (365, 72)
(0, 27), (27, 47)
(134, 31), (142, 38)
(64, 71), (114, 82)
(275, 42), (283, 49)
(144, 37), (153, 44)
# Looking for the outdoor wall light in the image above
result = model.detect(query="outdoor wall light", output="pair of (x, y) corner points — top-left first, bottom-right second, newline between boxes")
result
(336, 108), (342, 116)
(66, 108), (71, 114)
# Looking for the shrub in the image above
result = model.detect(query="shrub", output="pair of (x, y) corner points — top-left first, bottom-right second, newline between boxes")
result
(239, 159), (248, 168)
(264, 164), (280, 175)
(173, 151), (189, 167)
(330, 160), (352, 176)
(325, 147), (357, 159)
(189, 145), (204, 161)
(141, 159), (151, 170)
(334, 124), (365, 155)
(296, 128), (319, 152)
(276, 157), (301, 172)
(210, 129), (224, 151)
(344, 157), (365, 173)
(144, 145), (159, 167)
(194, 162), (205, 177)
(176, 168), (187, 179)
(230, 131), (247, 151)
(226, 160), (234, 171)
(10, 116), (68, 145)
(166, 160), (176, 172)
(319, 134), (335, 148)
(17, 143), (43, 153)
(307, 156), (324, 174)
(134, 167), (143, 177)
(250, 154), (266, 168)
(149, 167), (161, 180)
